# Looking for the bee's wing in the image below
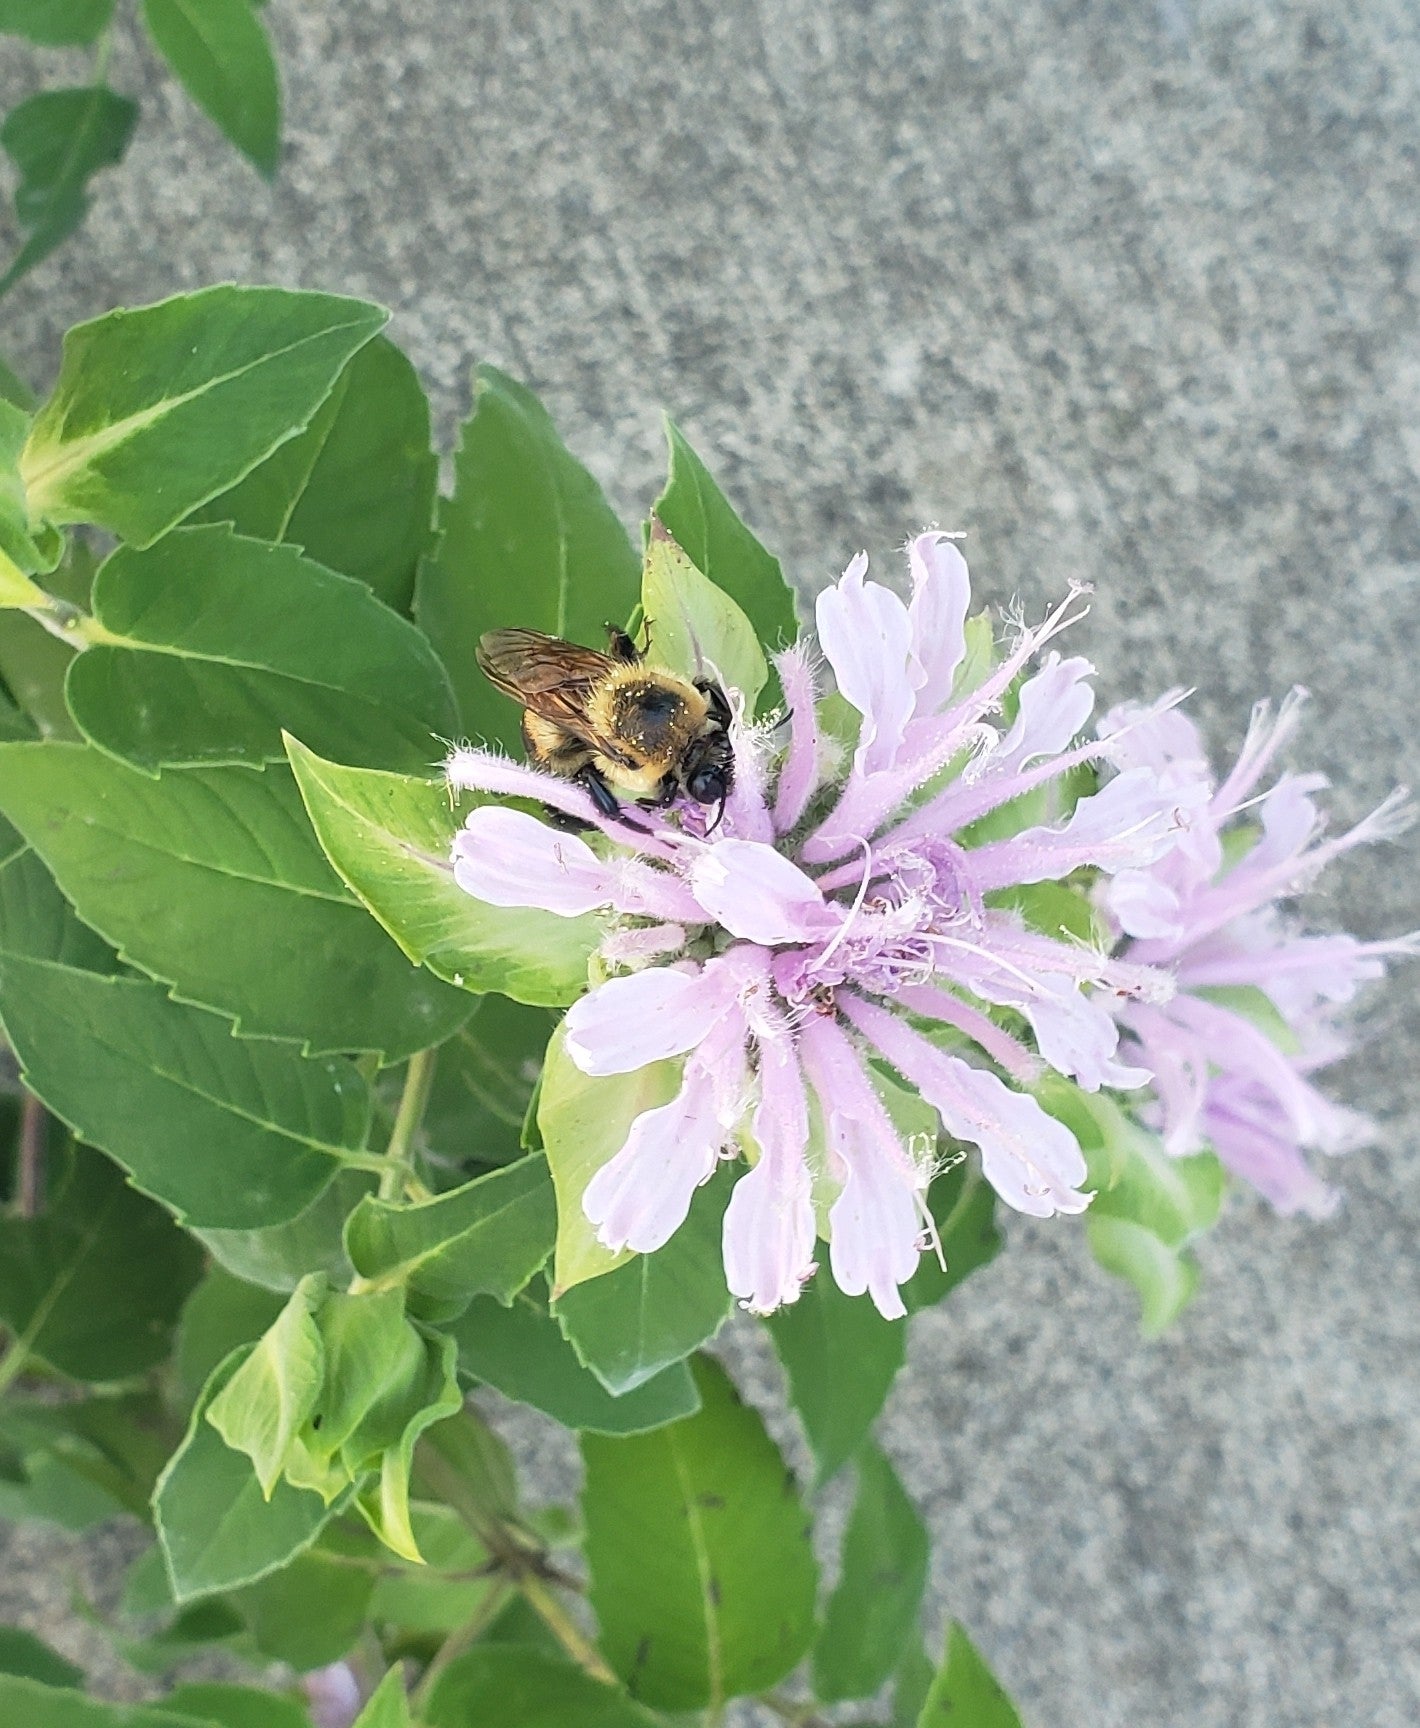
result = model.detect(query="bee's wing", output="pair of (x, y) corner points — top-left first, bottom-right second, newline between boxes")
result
(475, 629), (617, 737)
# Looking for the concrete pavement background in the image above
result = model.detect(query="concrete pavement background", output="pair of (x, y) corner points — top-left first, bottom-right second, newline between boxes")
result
(2, 2), (1418, 1723)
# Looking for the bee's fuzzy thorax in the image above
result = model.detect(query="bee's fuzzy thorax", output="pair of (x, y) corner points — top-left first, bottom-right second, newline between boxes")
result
(586, 666), (711, 763)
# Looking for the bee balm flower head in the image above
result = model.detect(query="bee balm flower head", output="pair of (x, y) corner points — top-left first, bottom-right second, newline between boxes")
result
(448, 533), (1183, 1317)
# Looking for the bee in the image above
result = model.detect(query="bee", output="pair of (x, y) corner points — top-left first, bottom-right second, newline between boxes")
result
(475, 625), (735, 822)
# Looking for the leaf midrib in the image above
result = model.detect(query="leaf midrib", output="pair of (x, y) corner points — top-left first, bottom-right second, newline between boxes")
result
(23, 314), (377, 504)
(667, 1429), (723, 1711)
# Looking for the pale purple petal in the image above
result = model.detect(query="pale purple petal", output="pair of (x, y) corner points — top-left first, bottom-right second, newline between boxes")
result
(967, 766), (1179, 892)
(598, 924), (688, 966)
(1201, 1078), (1341, 1220)
(564, 965), (726, 1076)
(771, 642), (823, 835)
(841, 993), (1091, 1217)
(1097, 695), (1208, 777)
(452, 809), (613, 915)
(894, 982), (1042, 1085)
(688, 839), (834, 944)
(799, 1015), (924, 1319)
(722, 1029), (816, 1313)
(815, 552), (916, 774)
(303, 1663), (365, 1728)
(1105, 868), (1186, 941)
(584, 1061), (730, 1254)
(905, 532), (971, 713)
(1213, 685), (1310, 812)
(991, 653), (1096, 778)
(444, 748), (682, 862)
(1122, 1004), (1209, 1156)
(722, 722), (776, 844)
(1014, 981), (1150, 1092)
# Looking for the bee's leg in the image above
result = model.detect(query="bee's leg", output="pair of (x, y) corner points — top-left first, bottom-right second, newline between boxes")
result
(573, 762), (624, 821)
(605, 626), (641, 663)
(696, 679), (733, 728)
(638, 774), (680, 810)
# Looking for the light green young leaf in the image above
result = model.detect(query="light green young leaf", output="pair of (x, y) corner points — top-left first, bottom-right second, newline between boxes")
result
(68, 524), (458, 773)
(655, 421), (798, 703)
(195, 335), (437, 612)
(0, 745), (471, 1059)
(422, 1647), (662, 1728)
(22, 286), (386, 545)
(538, 1022), (682, 1295)
(0, 1142), (203, 1381)
(0, 86), (138, 296)
(155, 1348), (348, 1602)
(365, 1503), (489, 1636)
(286, 737), (598, 1008)
(641, 518), (768, 712)
(767, 1273), (906, 1486)
(917, 1622), (1024, 1728)
(344, 1155), (555, 1318)
(0, 398), (58, 573)
(350, 1669), (411, 1728)
(206, 1274), (326, 1496)
(581, 1356), (817, 1711)
(141, 0), (280, 176)
(415, 364), (641, 747)
(452, 1281), (699, 1436)
(0, 955), (372, 1229)
(176, 1268), (288, 1406)
(0, 0), (113, 44)
(553, 1171), (731, 1394)
(813, 1444), (929, 1702)
(1039, 1076), (1224, 1335)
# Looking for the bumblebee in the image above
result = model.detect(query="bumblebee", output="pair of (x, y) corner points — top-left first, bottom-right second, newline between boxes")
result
(475, 625), (735, 821)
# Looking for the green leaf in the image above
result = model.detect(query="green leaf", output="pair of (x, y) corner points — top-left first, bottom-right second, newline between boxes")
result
(900, 1158), (1002, 1314)
(425, 998), (554, 1169)
(0, 1626), (83, 1688)
(581, 1355), (817, 1710)
(68, 525), (458, 773)
(1, 87), (138, 296)
(0, 1678), (215, 1726)
(195, 335), (436, 613)
(813, 1444), (929, 1701)
(892, 1640), (937, 1728)
(641, 520), (768, 713)
(1039, 1077), (1224, 1335)
(0, 0), (113, 44)
(0, 745), (470, 1058)
(141, 0), (280, 176)
(206, 1275), (326, 1496)
(176, 1268), (288, 1407)
(654, 422), (797, 702)
(154, 1684), (310, 1728)
(553, 1172), (731, 1394)
(230, 1546), (374, 1670)
(0, 835), (116, 971)
(451, 1282), (699, 1435)
(423, 1647), (662, 1728)
(194, 1169), (372, 1293)
(0, 1142), (202, 1380)
(0, 349), (34, 409)
(767, 1275), (906, 1486)
(0, 956), (372, 1229)
(286, 737), (597, 1008)
(345, 1155), (554, 1318)
(1, 397), (58, 573)
(917, 1623), (1024, 1728)
(415, 365), (641, 747)
(365, 1501), (489, 1635)
(22, 286), (386, 545)
(350, 1670), (410, 1728)
(0, 540), (94, 737)
(539, 1024), (682, 1295)
(155, 1349), (347, 1603)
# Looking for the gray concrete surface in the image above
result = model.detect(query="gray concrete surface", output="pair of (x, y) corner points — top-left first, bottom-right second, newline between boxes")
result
(3, 1), (1418, 1723)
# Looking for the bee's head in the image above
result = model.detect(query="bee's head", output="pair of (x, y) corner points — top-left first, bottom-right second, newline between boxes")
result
(686, 762), (729, 805)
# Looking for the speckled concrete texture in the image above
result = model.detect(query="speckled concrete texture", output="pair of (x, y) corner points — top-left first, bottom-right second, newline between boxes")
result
(2, 2), (1417, 1723)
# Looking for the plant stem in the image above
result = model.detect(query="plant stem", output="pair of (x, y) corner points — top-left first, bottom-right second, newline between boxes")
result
(516, 1567), (618, 1686)
(412, 1579), (513, 1711)
(93, 27), (113, 85)
(16, 1090), (45, 1218)
(758, 1694), (832, 1728)
(379, 1045), (436, 1201)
